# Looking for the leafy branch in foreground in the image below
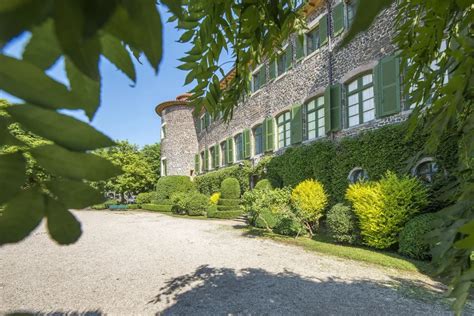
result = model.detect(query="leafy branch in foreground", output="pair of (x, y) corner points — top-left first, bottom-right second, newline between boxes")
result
(174, 0), (306, 119)
(0, 0), (179, 245)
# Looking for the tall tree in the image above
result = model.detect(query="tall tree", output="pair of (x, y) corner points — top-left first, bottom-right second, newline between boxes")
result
(142, 142), (161, 179)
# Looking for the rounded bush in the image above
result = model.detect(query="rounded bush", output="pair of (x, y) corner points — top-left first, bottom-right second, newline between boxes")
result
(254, 210), (279, 229)
(273, 215), (305, 237)
(207, 204), (218, 217)
(186, 192), (209, 216)
(136, 192), (157, 204)
(156, 176), (196, 200)
(326, 203), (360, 244)
(399, 213), (438, 260)
(218, 198), (240, 207)
(254, 179), (273, 191)
(220, 177), (241, 199)
(291, 179), (328, 234)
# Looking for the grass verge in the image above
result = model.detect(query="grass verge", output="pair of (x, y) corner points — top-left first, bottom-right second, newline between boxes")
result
(242, 227), (432, 274)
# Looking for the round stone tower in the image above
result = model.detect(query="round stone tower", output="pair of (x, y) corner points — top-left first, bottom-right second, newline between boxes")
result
(155, 94), (198, 177)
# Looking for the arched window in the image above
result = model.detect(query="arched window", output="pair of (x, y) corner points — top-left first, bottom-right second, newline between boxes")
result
(348, 167), (369, 184)
(234, 133), (244, 161)
(304, 95), (325, 140)
(277, 111), (291, 149)
(253, 124), (263, 155)
(414, 158), (439, 183)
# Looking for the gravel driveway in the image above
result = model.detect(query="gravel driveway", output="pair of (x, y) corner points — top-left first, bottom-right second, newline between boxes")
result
(0, 210), (455, 315)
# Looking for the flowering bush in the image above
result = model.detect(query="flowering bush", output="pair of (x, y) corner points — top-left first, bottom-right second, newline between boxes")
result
(209, 192), (221, 205)
(291, 179), (328, 235)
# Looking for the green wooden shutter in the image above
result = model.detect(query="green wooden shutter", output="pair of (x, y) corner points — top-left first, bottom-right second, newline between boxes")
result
(259, 67), (266, 87)
(320, 14), (328, 45)
(330, 84), (342, 131)
(227, 138), (234, 164)
(375, 55), (401, 117)
(204, 112), (210, 128)
(243, 129), (251, 158)
(291, 104), (302, 144)
(194, 154), (200, 174)
(285, 44), (293, 70)
(214, 144), (219, 168)
(264, 117), (274, 152)
(196, 116), (201, 133)
(204, 149), (209, 171)
(269, 60), (276, 79)
(324, 86), (332, 133)
(223, 142), (228, 165)
(333, 3), (344, 36)
(296, 34), (304, 59)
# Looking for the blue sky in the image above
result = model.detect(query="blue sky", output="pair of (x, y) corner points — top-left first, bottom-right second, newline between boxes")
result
(0, 6), (209, 147)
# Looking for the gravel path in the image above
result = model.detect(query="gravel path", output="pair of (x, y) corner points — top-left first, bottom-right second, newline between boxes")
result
(0, 210), (454, 315)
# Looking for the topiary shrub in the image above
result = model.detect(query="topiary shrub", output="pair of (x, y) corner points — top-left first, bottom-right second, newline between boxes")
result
(209, 192), (221, 205)
(220, 177), (241, 199)
(156, 176), (196, 200)
(194, 163), (252, 195)
(346, 171), (429, 249)
(399, 213), (439, 260)
(151, 199), (173, 205)
(218, 198), (241, 207)
(291, 179), (328, 236)
(207, 209), (242, 219)
(254, 179), (273, 191)
(170, 192), (188, 215)
(185, 192), (209, 216)
(273, 214), (305, 237)
(136, 192), (157, 204)
(207, 204), (218, 217)
(326, 203), (360, 244)
(127, 204), (140, 209)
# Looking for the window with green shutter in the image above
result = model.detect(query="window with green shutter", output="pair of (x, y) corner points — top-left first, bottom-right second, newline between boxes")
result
(253, 124), (263, 155)
(374, 55), (401, 117)
(346, 0), (358, 27)
(220, 141), (227, 166)
(214, 144), (220, 169)
(234, 133), (244, 161)
(306, 26), (320, 55)
(277, 51), (286, 76)
(277, 111), (292, 149)
(200, 151), (205, 172)
(227, 138), (234, 164)
(252, 66), (266, 92)
(196, 116), (201, 133)
(319, 14), (328, 45)
(291, 105), (302, 144)
(332, 2), (345, 36)
(346, 73), (375, 127)
(162, 159), (167, 176)
(269, 60), (276, 80)
(194, 154), (200, 174)
(264, 117), (274, 152)
(200, 115), (206, 130)
(285, 44), (293, 70)
(296, 34), (305, 60)
(243, 129), (251, 158)
(209, 147), (215, 169)
(330, 84), (342, 131)
(304, 96), (325, 140)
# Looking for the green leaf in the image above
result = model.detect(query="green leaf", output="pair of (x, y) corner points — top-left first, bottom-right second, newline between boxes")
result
(161, 0), (183, 18)
(0, 55), (80, 110)
(22, 19), (61, 70)
(0, 0), (52, 45)
(30, 144), (122, 181)
(100, 33), (136, 82)
(7, 104), (114, 151)
(53, 0), (101, 80)
(65, 58), (101, 119)
(454, 234), (474, 250)
(0, 153), (26, 204)
(0, 116), (23, 146)
(339, 0), (394, 48)
(0, 186), (44, 245)
(47, 178), (104, 209)
(106, 0), (162, 72)
(45, 196), (81, 245)
(458, 219), (474, 234)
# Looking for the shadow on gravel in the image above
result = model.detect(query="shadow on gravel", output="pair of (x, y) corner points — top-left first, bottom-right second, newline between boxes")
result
(149, 265), (451, 315)
(6, 311), (102, 316)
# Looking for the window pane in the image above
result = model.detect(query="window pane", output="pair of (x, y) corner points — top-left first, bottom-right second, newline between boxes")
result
(318, 127), (325, 137)
(317, 108), (324, 117)
(317, 96), (324, 106)
(362, 98), (374, 111)
(348, 80), (358, 92)
(308, 121), (316, 131)
(348, 94), (358, 106)
(348, 104), (359, 116)
(308, 112), (316, 122)
(307, 101), (315, 111)
(363, 109), (375, 122)
(308, 130), (316, 140)
(349, 115), (359, 127)
(362, 74), (373, 85)
(318, 117), (325, 127)
(362, 87), (373, 100)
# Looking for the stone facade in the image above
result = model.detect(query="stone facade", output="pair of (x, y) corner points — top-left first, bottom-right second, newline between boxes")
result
(158, 0), (406, 176)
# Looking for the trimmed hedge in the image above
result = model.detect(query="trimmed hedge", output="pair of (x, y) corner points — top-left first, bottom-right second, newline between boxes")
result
(142, 204), (173, 212)
(195, 162), (252, 195)
(218, 198), (240, 207)
(151, 199), (173, 205)
(156, 176), (196, 200)
(91, 204), (107, 210)
(208, 209), (243, 219)
(326, 203), (360, 244)
(220, 177), (241, 199)
(127, 204), (140, 209)
(254, 179), (273, 191)
(266, 123), (457, 203)
(217, 205), (240, 211)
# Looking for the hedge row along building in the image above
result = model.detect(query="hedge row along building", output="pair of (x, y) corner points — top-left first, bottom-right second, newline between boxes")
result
(156, 0), (438, 184)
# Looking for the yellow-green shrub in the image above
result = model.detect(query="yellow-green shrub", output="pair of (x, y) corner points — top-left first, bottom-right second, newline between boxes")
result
(209, 192), (221, 205)
(291, 179), (328, 235)
(346, 171), (428, 249)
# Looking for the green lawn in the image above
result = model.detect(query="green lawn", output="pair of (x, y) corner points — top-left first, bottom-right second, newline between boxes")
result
(242, 227), (432, 274)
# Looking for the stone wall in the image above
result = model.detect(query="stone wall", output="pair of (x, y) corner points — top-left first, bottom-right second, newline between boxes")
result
(161, 105), (198, 176)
